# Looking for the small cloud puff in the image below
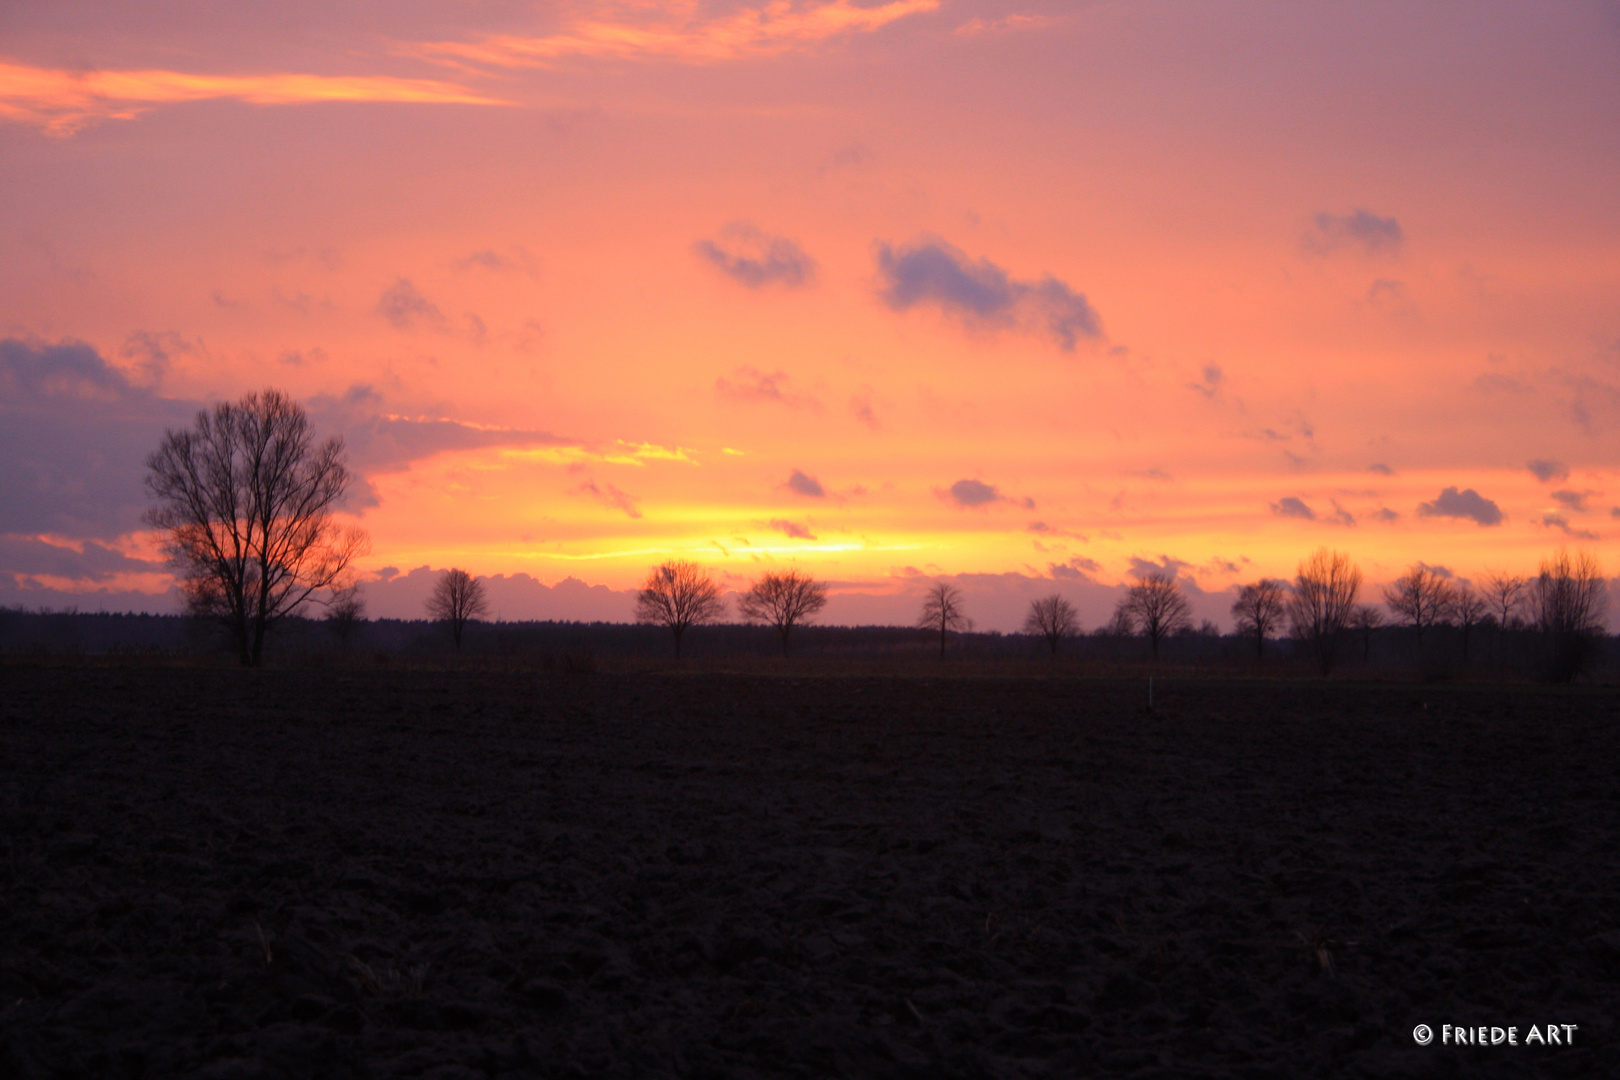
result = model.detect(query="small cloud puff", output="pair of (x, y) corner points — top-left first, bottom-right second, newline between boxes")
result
(1541, 514), (1600, 541)
(783, 469), (825, 498)
(1304, 208), (1404, 255)
(1368, 463), (1393, 476)
(574, 480), (642, 519)
(849, 389), (879, 430)
(1527, 459), (1569, 483)
(1326, 500), (1356, 527)
(1366, 278), (1408, 306)
(875, 237), (1101, 351)
(1049, 556), (1100, 580)
(376, 278), (446, 331)
(939, 479), (1034, 510)
(695, 223), (816, 289)
(1127, 554), (1193, 580)
(1271, 496), (1315, 520)
(1417, 486), (1503, 527)
(769, 519), (816, 540)
(1187, 364), (1223, 399)
(949, 479), (1000, 507)
(1550, 490), (1593, 513)
(456, 247), (539, 276)
(716, 367), (819, 409)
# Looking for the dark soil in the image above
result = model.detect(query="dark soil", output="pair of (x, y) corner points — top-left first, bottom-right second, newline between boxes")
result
(1, 664), (1615, 1078)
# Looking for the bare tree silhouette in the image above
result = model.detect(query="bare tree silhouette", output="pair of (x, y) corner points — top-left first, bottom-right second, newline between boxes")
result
(1382, 564), (1455, 641)
(427, 568), (488, 651)
(1531, 548), (1607, 682)
(145, 388), (367, 667)
(636, 560), (725, 659)
(917, 582), (972, 658)
(1116, 571), (1191, 661)
(326, 583), (366, 654)
(1350, 604), (1384, 664)
(1482, 568), (1528, 670)
(1482, 570), (1527, 630)
(1288, 548), (1362, 676)
(1230, 578), (1287, 659)
(1023, 594), (1080, 657)
(1452, 583), (1487, 664)
(739, 569), (828, 657)
(1101, 606), (1135, 639)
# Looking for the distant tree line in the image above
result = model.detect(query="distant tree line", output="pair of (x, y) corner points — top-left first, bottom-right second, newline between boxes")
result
(131, 388), (1612, 682)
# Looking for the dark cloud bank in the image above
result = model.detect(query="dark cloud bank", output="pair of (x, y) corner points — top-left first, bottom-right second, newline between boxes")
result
(0, 336), (569, 604)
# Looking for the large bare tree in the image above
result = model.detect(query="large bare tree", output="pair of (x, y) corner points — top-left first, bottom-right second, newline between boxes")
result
(1230, 578), (1287, 660)
(427, 568), (489, 651)
(1117, 571), (1191, 661)
(1024, 594), (1080, 657)
(145, 388), (366, 667)
(1288, 547), (1362, 676)
(917, 581), (972, 657)
(738, 568), (828, 657)
(1382, 564), (1455, 640)
(1531, 548), (1607, 682)
(636, 559), (726, 659)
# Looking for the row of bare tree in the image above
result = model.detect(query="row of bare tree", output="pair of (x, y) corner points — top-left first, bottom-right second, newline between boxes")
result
(143, 389), (1610, 677)
(1078, 548), (1606, 680)
(632, 561), (829, 659)
(1225, 549), (1608, 678)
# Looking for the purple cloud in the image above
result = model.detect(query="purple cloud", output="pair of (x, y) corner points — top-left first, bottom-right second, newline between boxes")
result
(1418, 486), (1503, 527)
(695, 222), (815, 288)
(1527, 459), (1569, 483)
(1305, 208), (1403, 255)
(784, 469), (825, 497)
(875, 238), (1101, 350)
(1271, 496), (1315, 520)
(769, 519), (815, 540)
(716, 367), (818, 408)
(376, 278), (446, 331)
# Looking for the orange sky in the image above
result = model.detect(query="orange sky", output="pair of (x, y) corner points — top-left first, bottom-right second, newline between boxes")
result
(3, 1), (1619, 629)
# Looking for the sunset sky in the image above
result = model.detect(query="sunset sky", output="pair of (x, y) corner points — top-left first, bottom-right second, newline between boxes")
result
(4, 0), (1619, 631)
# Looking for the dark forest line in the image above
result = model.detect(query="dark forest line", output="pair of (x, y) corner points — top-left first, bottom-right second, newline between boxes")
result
(4, 607), (1618, 683)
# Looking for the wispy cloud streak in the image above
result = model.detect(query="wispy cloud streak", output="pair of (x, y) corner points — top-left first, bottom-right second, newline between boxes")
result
(0, 60), (507, 136)
(407, 0), (939, 68)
